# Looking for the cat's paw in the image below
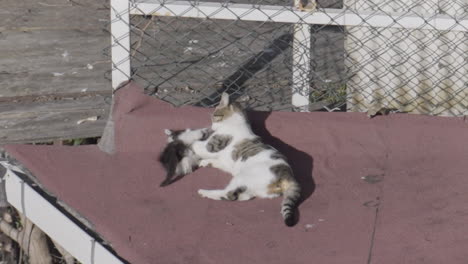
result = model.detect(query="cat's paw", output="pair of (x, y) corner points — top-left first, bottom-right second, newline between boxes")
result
(199, 160), (212, 168)
(164, 129), (172, 136)
(198, 189), (222, 200)
(197, 189), (208, 197)
(200, 128), (214, 140)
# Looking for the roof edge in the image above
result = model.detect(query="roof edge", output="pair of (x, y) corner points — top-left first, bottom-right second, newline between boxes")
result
(2, 165), (127, 264)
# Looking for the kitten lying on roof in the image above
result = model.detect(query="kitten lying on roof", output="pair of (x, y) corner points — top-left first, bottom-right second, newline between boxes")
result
(158, 128), (212, 187)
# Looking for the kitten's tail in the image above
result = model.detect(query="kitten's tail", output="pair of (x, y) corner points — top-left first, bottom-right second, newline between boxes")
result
(160, 165), (177, 187)
(159, 147), (179, 187)
(281, 180), (301, 227)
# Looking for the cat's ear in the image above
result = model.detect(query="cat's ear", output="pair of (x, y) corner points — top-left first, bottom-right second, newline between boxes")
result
(164, 129), (172, 136)
(218, 92), (230, 108)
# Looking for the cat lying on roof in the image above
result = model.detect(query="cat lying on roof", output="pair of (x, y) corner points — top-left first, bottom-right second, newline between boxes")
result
(159, 93), (301, 226)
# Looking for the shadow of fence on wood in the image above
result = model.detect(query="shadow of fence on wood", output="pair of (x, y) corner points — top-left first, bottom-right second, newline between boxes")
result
(194, 33), (293, 107)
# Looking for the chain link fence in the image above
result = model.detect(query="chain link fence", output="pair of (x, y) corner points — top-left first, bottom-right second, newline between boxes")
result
(108, 0), (467, 116)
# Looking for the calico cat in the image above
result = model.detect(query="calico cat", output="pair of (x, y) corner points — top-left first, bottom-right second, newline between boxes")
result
(190, 93), (302, 226)
(158, 128), (212, 187)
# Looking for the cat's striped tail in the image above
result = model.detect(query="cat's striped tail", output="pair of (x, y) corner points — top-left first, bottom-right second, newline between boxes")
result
(281, 180), (301, 227)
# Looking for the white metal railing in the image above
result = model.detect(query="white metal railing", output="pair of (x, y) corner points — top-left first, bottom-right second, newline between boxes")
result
(110, 0), (468, 111)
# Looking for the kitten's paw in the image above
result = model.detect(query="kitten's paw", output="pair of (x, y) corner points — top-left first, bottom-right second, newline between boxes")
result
(199, 160), (212, 168)
(198, 189), (222, 200)
(200, 128), (214, 140)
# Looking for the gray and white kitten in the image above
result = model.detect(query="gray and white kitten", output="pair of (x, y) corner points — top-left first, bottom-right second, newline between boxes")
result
(190, 93), (302, 226)
(158, 128), (212, 187)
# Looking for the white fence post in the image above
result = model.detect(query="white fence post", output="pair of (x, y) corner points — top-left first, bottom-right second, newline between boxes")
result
(111, 0), (131, 89)
(291, 0), (314, 111)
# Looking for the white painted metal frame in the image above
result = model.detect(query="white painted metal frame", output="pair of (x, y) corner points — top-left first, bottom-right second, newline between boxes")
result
(0, 165), (124, 264)
(130, 0), (468, 32)
(111, 0), (468, 109)
(111, 0), (131, 89)
(291, 0), (312, 111)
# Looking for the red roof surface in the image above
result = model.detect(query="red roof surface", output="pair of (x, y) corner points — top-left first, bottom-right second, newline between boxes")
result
(4, 82), (468, 264)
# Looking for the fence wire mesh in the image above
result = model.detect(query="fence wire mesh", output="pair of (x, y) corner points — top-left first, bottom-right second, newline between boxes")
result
(108, 0), (467, 116)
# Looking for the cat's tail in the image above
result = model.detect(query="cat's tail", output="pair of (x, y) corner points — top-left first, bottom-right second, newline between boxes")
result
(281, 180), (301, 227)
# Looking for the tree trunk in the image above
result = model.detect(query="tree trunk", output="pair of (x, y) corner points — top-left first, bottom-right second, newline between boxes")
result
(0, 213), (52, 264)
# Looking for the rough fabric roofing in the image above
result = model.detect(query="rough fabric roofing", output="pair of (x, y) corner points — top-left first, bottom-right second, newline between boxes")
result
(4, 82), (468, 264)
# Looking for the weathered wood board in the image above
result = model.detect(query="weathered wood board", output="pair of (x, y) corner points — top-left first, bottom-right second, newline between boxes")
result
(0, 0), (111, 143)
(0, 29), (110, 100)
(0, 0), (111, 99)
(0, 96), (109, 144)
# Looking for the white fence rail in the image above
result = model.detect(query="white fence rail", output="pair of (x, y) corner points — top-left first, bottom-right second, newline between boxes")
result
(130, 1), (468, 31)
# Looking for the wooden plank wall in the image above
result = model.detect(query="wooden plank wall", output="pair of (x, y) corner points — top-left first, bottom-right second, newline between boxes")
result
(0, 0), (111, 144)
